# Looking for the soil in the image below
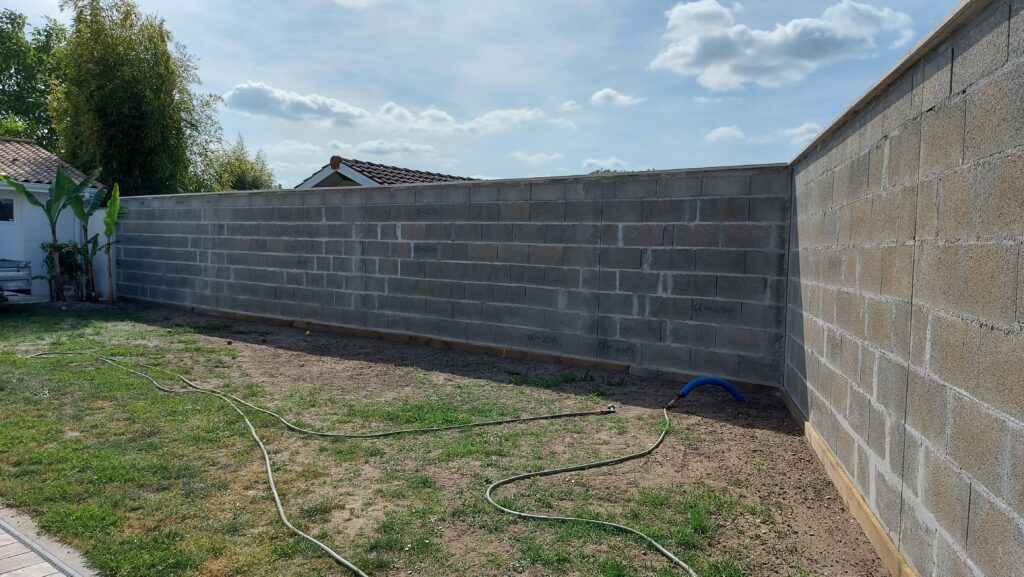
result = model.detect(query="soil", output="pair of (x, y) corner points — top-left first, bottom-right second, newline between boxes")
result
(124, 304), (886, 577)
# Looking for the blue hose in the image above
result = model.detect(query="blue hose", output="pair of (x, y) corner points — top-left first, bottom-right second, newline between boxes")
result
(676, 376), (747, 404)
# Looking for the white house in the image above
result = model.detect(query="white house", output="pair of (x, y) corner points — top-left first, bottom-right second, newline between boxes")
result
(296, 155), (476, 188)
(0, 136), (110, 299)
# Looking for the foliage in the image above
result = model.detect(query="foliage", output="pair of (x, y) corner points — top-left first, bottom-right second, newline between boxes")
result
(69, 183), (111, 300)
(1, 165), (100, 301)
(196, 135), (276, 192)
(39, 241), (88, 301)
(50, 0), (221, 195)
(102, 184), (120, 303)
(0, 10), (67, 148)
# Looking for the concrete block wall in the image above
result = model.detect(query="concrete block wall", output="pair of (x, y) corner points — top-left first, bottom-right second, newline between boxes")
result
(787, 1), (1024, 575)
(117, 165), (791, 386)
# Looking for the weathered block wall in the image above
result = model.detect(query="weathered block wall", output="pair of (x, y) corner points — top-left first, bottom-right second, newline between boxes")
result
(117, 165), (791, 386)
(787, 1), (1024, 575)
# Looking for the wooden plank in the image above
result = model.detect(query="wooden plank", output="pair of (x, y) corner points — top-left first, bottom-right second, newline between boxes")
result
(0, 561), (60, 577)
(0, 543), (30, 561)
(0, 552), (44, 573)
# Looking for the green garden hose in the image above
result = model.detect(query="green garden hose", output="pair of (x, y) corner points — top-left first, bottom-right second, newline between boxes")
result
(29, 351), (698, 577)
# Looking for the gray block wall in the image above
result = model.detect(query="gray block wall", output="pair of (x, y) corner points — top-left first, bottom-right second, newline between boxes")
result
(787, 1), (1024, 576)
(117, 165), (791, 386)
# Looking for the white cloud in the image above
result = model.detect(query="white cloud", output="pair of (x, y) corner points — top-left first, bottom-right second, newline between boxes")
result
(590, 88), (645, 107)
(326, 138), (436, 156)
(224, 82), (570, 136)
(332, 0), (388, 7)
(223, 82), (374, 126)
(560, 100), (581, 111)
(510, 151), (563, 164)
(694, 96), (723, 104)
(706, 125), (745, 142)
(546, 117), (577, 129)
(582, 156), (630, 171)
(778, 122), (821, 145)
(649, 0), (914, 91)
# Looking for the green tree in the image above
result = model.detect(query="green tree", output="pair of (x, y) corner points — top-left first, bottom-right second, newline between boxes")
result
(51, 0), (221, 195)
(0, 10), (67, 149)
(200, 135), (277, 191)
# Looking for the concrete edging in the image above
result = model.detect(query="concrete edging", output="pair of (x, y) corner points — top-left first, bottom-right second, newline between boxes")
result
(780, 394), (919, 577)
(0, 512), (88, 577)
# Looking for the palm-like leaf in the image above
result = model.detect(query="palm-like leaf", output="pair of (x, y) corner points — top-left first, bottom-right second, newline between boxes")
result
(102, 184), (120, 239)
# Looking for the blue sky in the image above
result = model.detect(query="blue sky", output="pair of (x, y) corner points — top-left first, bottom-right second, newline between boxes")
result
(13, 0), (957, 186)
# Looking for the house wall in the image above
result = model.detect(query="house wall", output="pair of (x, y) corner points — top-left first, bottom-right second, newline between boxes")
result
(786, 1), (1024, 575)
(116, 165), (791, 386)
(0, 187), (82, 297)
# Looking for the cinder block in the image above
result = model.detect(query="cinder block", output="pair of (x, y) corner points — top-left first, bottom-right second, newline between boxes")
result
(875, 354), (908, 416)
(602, 200), (643, 222)
(736, 354), (782, 384)
(648, 296), (692, 321)
(659, 174), (702, 197)
(886, 121), (921, 189)
(966, 483), (1024, 577)
(973, 152), (1024, 239)
(530, 202), (565, 222)
(650, 249), (695, 272)
(750, 170), (791, 197)
(1013, 0), (1024, 58)
(716, 275), (766, 301)
(833, 153), (870, 206)
(951, 0), (1011, 94)
(531, 181), (565, 201)
(950, 394), (1006, 494)
(937, 167), (974, 239)
(978, 327), (1024, 422)
(499, 202), (530, 222)
(599, 247), (642, 269)
(701, 173), (749, 196)
(618, 318), (663, 342)
(564, 200), (602, 222)
(694, 249), (745, 274)
(748, 196), (789, 222)
(613, 176), (657, 199)
(618, 271), (660, 294)
(874, 469), (902, 537)
(1003, 424), (1024, 517)
(499, 182), (531, 201)
(879, 245), (914, 300)
(668, 274), (716, 297)
(920, 99), (965, 178)
(965, 61), (1024, 162)
(641, 199), (692, 223)
(898, 498), (936, 576)
(667, 321), (716, 348)
(721, 224), (781, 249)
(906, 370), (949, 445)
(929, 314), (980, 391)
(922, 40), (953, 111)
(692, 299), (741, 324)
(698, 197), (749, 222)
(672, 224), (720, 247)
(622, 224), (666, 246)
(691, 348), (739, 376)
(934, 537), (977, 577)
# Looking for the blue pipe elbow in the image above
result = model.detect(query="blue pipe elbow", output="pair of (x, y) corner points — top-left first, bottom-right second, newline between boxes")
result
(677, 376), (747, 404)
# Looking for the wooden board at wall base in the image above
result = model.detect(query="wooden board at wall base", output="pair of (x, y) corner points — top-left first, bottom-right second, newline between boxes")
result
(781, 393), (919, 577)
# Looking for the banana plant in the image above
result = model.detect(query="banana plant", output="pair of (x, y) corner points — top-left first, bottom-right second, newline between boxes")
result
(69, 180), (110, 301)
(0, 166), (100, 301)
(101, 184), (121, 304)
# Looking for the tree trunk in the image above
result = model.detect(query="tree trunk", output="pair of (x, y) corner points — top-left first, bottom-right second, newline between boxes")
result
(106, 245), (115, 304)
(49, 227), (63, 302)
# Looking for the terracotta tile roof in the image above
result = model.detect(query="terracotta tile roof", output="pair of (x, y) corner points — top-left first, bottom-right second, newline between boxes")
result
(340, 157), (476, 186)
(0, 137), (94, 186)
(300, 155), (476, 187)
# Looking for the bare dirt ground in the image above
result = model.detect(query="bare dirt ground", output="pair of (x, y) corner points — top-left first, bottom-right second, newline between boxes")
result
(126, 304), (885, 577)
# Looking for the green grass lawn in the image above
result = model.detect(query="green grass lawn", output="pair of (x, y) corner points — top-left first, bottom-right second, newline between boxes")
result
(0, 304), (807, 577)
